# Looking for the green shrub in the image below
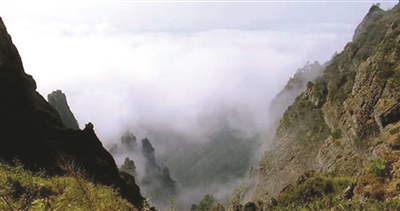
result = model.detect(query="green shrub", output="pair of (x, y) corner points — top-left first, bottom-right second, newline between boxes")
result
(389, 127), (400, 134)
(191, 194), (216, 211)
(331, 129), (342, 139)
(278, 174), (351, 206)
(393, 71), (400, 85)
(377, 69), (394, 79)
(367, 158), (388, 177)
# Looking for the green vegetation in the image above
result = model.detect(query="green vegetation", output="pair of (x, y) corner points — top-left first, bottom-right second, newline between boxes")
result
(165, 128), (257, 187)
(322, 49), (356, 105)
(280, 96), (330, 142)
(258, 172), (400, 210)
(286, 61), (325, 90)
(266, 197), (400, 211)
(331, 129), (342, 139)
(389, 127), (400, 135)
(278, 173), (354, 206)
(377, 61), (394, 79)
(252, 4), (400, 211)
(190, 194), (216, 211)
(0, 163), (136, 211)
(367, 158), (388, 177)
(394, 72), (400, 89)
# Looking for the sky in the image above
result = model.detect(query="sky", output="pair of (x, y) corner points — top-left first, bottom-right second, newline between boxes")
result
(1, 0), (398, 141)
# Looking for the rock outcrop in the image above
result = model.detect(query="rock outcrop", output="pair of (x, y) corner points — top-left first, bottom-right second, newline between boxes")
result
(0, 17), (144, 208)
(120, 157), (137, 177)
(139, 138), (178, 207)
(111, 132), (178, 207)
(48, 90), (79, 130)
(121, 131), (138, 151)
(141, 138), (157, 171)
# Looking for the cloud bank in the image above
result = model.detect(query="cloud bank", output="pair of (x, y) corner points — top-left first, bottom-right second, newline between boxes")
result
(2, 0), (396, 142)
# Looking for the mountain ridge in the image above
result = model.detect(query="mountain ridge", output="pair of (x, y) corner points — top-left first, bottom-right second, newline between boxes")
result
(252, 3), (400, 206)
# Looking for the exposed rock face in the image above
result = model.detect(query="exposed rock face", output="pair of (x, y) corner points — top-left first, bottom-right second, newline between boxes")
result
(121, 131), (138, 151)
(48, 90), (79, 130)
(0, 17), (144, 208)
(120, 157), (137, 177)
(141, 138), (157, 170)
(111, 133), (178, 207)
(254, 4), (400, 202)
(139, 138), (177, 206)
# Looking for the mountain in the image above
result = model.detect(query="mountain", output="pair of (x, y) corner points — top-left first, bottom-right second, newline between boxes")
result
(48, 90), (79, 130)
(0, 17), (144, 208)
(111, 132), (178, 208)
(248, 4), (400, 208)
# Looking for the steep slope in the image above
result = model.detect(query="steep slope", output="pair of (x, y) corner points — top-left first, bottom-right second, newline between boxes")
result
(229, 62), (326, 205)
(0, 17), (144, 208)
(0, 163), (136, 210)
(268, 61), (325, 130)
(254, 4), (400, 203)
(47, 90), (79, 130)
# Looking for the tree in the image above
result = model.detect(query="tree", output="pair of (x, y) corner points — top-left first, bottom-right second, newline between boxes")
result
(195, 194), (216, 211)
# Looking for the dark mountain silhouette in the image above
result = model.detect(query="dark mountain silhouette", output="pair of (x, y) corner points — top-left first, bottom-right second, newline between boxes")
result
(48, 90), (79, 130)
(0, 17), (144, 209)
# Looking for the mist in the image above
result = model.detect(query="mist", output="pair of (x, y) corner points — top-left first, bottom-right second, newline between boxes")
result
(2, 1), (397, 209)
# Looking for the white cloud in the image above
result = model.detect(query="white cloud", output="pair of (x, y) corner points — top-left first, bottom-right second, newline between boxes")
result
(2, 1), (397, 140)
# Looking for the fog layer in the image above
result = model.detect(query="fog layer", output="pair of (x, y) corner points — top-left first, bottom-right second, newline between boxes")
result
(2, 2), (385, 141)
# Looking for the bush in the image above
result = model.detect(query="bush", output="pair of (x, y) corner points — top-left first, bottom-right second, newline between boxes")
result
(331, 129), (342, 139)
(278, 174), (350, 206)
(191, 194), (216, 211)
(377, 69), (394, 80)
(367, 158), (388, 177)
(389, 127), (400, 134)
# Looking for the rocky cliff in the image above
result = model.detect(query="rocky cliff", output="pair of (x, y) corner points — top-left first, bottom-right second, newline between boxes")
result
(254, 3), (400, 205)
(0, 17), (144, 208)
(111, 132), (178, 207)
(48, 90), (79, 130)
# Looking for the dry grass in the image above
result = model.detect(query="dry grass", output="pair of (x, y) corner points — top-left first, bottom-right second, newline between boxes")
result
(0, 162), (137, 211)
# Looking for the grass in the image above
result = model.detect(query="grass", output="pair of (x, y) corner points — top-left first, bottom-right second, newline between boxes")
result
(0, 162), (137, 211)
(277, 173), (354, 207)
(258, 172), (400, 211)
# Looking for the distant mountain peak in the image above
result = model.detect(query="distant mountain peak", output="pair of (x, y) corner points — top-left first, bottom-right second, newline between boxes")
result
(48, 90), (79, 130)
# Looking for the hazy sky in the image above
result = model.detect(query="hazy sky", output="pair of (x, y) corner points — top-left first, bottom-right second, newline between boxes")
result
(1, 1), (397, 140)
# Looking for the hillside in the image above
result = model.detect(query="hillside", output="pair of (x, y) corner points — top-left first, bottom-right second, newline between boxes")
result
(250, 3), (400, 208)
(0, 162), (137, 210)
